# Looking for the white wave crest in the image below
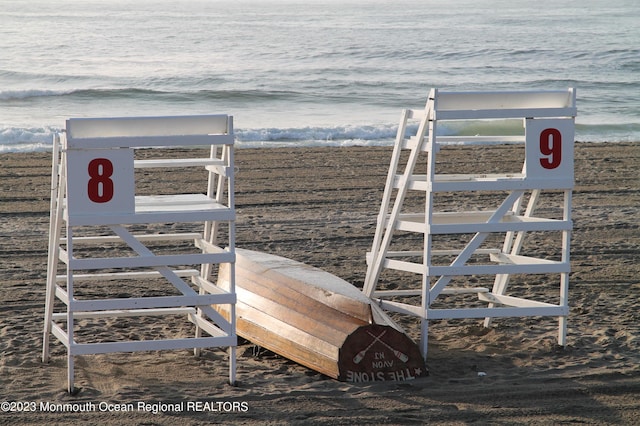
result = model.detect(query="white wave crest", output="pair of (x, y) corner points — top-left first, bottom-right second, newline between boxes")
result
(0, 89), (74, 101)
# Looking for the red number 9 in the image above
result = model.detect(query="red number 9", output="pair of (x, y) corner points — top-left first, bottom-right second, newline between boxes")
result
(87, 158), (114, 203)
(539, 128), (562, 170)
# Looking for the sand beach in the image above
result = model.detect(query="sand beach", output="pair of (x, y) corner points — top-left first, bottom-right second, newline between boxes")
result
(1, 142), (638, 424)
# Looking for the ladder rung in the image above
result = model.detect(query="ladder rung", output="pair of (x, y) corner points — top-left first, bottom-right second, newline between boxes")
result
(401, 135), (526, 151)
(393, 174), (428, 191)
(437, 135), (526, 144)
(394, 213), (569, 234)
(366, 249), (501, 264)
(67, 251), (234, 270)
(401, 137), (432, 152)
(428, 261), (569, 276)
(52, 307), (196, 319)
(393, 173), (529, 191)
(369, 253), (568, 276)
(59, 232), (202, 245)
(383, 258), (423, 274)
(135, 158), (225, 168)
(56, 269), (200, 283)
(374, 287), (490, 298)
(489, 252), (564, 266)
(64, 336), (236, 356)
(478, 293), (563, 310)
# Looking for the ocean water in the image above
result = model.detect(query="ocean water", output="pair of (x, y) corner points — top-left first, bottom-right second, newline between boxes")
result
(1, 0), (638, 152)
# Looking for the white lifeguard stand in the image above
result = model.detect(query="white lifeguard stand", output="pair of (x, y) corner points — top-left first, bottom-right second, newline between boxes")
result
(42, 115), (237, 392)
(363, 89), (576, 358)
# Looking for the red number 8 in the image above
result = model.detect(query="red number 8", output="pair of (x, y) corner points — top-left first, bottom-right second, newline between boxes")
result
(87, 158), (114, 203)
(539, 128), (562, 170)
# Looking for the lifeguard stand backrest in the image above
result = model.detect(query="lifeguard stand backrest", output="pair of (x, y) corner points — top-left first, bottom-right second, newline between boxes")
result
(65, 115), (233, 149)
(431, 89), (576, 120)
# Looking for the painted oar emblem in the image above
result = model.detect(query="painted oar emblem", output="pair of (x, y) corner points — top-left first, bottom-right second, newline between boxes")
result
(353, 330), (387, 364)
(366, 330), (409, 362)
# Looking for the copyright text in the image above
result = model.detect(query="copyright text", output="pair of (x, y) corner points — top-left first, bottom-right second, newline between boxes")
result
(1, 400), (249, 414)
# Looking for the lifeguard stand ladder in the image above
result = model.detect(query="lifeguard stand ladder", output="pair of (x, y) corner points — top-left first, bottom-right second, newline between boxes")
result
(42, 115), (237, 392)
(363, 89), (576, 359)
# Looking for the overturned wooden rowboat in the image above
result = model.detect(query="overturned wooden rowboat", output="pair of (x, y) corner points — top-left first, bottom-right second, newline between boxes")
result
(216, 248), (427, 382)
